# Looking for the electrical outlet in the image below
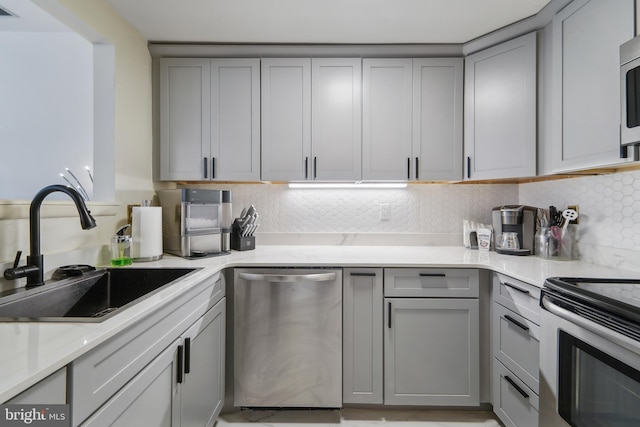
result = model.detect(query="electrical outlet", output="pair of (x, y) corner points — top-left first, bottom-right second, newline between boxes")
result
(380, 203), (390, 220)
(567, 205), (579, 224)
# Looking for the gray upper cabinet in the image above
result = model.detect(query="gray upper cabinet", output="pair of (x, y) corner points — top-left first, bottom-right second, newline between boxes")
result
(211, 59), (260, 181)
(412, 58), (463, 181)
(312, 59), (362, 181)
(159, 58), (260, 181)
(261, 58), (311, 181)
(160, 58), (210, 181)
(362, 59), (413, 180)
(261, 58), (362, 181)
(464, 32), (537, 180)
(549, 0), (635, 173)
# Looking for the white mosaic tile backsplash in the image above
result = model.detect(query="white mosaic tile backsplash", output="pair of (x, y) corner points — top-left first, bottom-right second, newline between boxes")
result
(205, 169), (640, 271)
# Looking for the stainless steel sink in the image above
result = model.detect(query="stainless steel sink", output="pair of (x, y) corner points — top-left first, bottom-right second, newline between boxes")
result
(0, 267), (198, 322)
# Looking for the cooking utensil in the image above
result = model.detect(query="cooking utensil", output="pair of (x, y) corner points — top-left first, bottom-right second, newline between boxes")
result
(561, 208), (578, 237)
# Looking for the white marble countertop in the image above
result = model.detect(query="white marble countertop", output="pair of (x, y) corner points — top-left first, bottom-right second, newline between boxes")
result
(2, 245), (638, 402)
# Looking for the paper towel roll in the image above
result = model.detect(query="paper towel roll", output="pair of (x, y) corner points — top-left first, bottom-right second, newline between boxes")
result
(132, 206), (163, 261)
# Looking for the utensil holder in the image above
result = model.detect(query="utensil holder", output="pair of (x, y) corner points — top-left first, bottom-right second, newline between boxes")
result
(231, 232), (255, 251)
(535, 226), (572, 260)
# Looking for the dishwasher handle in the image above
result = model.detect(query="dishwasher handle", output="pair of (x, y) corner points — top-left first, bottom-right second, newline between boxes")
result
(238, 272), (337, 283)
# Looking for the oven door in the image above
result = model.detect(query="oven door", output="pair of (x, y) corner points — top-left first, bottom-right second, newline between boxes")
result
(540, 296), (640, 427)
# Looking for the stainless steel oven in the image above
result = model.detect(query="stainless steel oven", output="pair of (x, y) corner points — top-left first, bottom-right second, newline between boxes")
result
(540, 277), (640, 427)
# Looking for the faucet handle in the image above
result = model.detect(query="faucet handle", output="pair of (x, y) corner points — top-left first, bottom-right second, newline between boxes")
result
(12, 250), (22, 269)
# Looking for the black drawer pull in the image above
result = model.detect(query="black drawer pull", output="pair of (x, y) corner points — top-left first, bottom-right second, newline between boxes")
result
(466, 156), (471, 179)
(504, 314), (530, 332)
(177, 344), (184, 384)
(415, 157), (419, 180)
(211, 157), (216, 179)
(304, 157), (309, 179)
(350, 272), (376, 277)
(505, 375), (529, 400)
(419, 273), (446, 277)
(184, 337), (191, 374)
(503, 282), (530, 295)
(203, 157), (208, 179)
(388, 302), (392, 329)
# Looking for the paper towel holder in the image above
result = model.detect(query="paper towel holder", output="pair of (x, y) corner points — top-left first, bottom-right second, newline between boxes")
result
(132, 203), (164, 262)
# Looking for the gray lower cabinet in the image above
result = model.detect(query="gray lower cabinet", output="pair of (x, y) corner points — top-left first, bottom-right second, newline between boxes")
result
(71, 271), (225, 426)
(81, 298), (225, 427)
(383, 268), (480, 406)
(491, 273), (541, 427)
(342, 268), (383, 404)
(6, 368), (67, 404)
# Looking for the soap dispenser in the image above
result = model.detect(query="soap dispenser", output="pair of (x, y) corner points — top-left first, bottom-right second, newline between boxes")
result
(111, 224), (132, 266)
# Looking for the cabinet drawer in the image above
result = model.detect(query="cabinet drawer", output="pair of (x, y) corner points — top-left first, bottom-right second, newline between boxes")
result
(384, 268), (479, 297)
(493, 359), (538, 427)
(71, 272), (223, 425)
(493, 273), (540, 324)
(492, 303), (539, 393)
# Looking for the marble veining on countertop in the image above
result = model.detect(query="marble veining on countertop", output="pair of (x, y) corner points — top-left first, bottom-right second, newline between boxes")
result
(1, 245), (638, 402)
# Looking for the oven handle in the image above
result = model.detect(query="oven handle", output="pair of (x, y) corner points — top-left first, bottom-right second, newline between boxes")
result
(542, 295), (640, 352)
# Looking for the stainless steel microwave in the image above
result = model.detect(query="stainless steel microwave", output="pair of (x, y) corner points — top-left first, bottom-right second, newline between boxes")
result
(621, 35), (640, 146)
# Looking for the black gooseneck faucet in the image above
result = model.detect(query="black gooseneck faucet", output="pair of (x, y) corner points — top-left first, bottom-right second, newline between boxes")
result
(4, 185), (97, 288)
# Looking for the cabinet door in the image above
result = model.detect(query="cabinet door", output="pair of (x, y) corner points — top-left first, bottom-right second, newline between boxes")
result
(312, 58), (362, 181)
(412, 58), (463, 181)
(384, 298), (479, 406)
(80, 340), (180, 427)
(179, 297), (226, 427)
(362, 59), (413, 180)
(464, 32), (537, 180)
(261, 58), (311, 181)
(343, 268), (383, 404)
(160, 58), (211, 181)
(551, 0), (635, 172)
(211, 59), (260, 181)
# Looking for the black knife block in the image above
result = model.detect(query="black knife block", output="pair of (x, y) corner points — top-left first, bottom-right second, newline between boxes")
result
(231, 230), (255, 251)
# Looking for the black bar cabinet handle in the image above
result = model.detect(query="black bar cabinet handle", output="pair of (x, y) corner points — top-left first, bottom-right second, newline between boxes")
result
(419, 273), (446, 277)
(466, 156), (471, 179)
(350, 272), (376, 277)
(304, 157), (309, 179)
(407, 158), (411, 179)
(211, 157), (216, 179)
(504, 315), (530, 332)
(503, 282), (530, 295)
(415, 157), (419, 180)
(388, 302), (392, 329)
(177, 345), (184, 383)
(203, 157), (208, 179)
(314, 157), (317, 179)
(505, 375), (529, 400)
(184, 337), (191, 374)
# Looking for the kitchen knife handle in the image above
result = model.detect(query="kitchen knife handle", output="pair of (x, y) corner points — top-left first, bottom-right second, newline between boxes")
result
(415, 157), (419, 180)
(505, 375), (529, 400)
(203, 157), (208, 179)
(388, 302), (392, 328)
(304, 157), (309, 179)
(466, 157), (471, 179)
(314, 157), (317, 179)
(211, 157), (216, 179)
(407, 158), (411, 180)
(184, 337), (191, 374)
(177, 344), (184, 384)
(504, 315), (530, 332)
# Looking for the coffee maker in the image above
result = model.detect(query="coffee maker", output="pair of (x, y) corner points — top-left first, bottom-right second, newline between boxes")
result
(491, 205), (538, 255)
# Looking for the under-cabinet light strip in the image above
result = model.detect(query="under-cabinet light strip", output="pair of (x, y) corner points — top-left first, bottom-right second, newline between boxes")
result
(288, 182), (408, 189)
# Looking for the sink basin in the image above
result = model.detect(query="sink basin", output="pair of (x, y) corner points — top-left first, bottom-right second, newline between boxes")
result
(0, 267), (198, 322)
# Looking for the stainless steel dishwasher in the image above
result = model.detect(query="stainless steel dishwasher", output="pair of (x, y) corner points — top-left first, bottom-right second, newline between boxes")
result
(233, 268), (342, 408)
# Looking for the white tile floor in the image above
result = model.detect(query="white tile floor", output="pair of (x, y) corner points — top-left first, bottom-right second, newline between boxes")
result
(218, 408), (502, 427)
